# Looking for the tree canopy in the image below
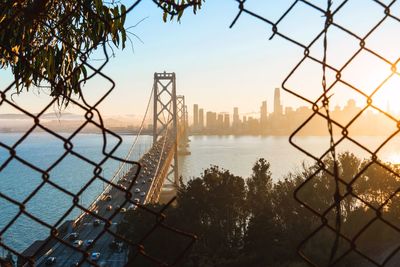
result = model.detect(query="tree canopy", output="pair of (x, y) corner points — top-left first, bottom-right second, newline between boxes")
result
(118, 154), (400, 266)
(0, 0), (204, 104)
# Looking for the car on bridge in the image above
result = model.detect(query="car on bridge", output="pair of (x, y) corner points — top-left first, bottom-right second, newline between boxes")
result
(109, 240), (123, 252)
(68, 232), (78, 241)
(45, 257), (56, 265)
(90, 252), (101, 261)
(73, 240), (83, 247)
(84, 239), (94, 247)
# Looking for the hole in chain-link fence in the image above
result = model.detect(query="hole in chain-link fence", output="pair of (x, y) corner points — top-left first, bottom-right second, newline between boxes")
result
(2, 0), (400, 266)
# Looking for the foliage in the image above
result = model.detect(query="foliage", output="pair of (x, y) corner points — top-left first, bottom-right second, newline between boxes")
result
(0, 0), (204, 105)
(155, 0), (205, 22)
(118, 153), (400, 266)
(0, 0), (129, 104)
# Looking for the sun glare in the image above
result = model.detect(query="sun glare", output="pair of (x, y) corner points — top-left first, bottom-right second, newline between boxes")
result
(372, 72), (400, 115)
(387, 153), (400, 164)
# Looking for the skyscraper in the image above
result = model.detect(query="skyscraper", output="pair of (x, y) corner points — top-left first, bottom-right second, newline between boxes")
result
(274, 88), (283, 116)
(233, 107), (239, 128)
(260, 101), (267, 125)
(193, 104), (199, 128)
(199, 108), (204, 129)
(206, 112), (217, 129)
(223, 114), (230, 129)
(217, 114), (224, 128)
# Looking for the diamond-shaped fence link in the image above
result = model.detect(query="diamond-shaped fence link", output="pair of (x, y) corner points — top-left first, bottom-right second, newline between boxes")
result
(2, 0), (400, 266)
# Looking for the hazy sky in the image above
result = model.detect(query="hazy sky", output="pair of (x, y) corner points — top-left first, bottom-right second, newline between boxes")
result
(1, 0), (400, 117)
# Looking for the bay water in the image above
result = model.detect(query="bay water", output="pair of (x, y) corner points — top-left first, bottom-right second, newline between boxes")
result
(1, 132), (400, 253)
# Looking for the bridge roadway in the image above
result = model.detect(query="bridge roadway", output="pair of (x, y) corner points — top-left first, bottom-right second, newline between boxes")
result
(36, 137), (173, 267)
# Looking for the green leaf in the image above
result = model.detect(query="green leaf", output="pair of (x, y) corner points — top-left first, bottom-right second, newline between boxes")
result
(121, 28), (126, 49)
(163, 11), (168, 22)
(81, 65), (87, 81)
(121, 4), (127, 25)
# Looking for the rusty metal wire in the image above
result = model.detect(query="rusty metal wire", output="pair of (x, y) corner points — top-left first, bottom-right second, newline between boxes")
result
(3, 0), (400, 266)
(0, 1), (196, 266)
(229, 0), (400, 266)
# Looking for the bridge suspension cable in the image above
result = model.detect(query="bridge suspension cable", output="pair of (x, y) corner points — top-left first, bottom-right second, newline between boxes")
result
(109, 84), (155, 182)
(75, 85), (155, 222)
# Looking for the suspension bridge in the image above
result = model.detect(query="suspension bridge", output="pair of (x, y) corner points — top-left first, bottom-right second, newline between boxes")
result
(19, 72), (190, 267)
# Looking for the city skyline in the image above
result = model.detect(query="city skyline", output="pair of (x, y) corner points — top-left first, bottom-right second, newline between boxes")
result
(2, 85), (400, 135)
(191, 87), (400, 136)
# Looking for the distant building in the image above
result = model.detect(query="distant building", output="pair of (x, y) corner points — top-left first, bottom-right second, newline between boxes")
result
(274, 88), (283, 116)
(193, 104), (199, 129)
(233, 107), (240, 128)
(285, 106), (293, 116)
(223, 114), (230, 129)
(260, 101), (267, 125)
(248, 116), (259, 132)
(206, 111), (217, 129)
(199, 108), (204, 129)
(217, 114), (224, 128)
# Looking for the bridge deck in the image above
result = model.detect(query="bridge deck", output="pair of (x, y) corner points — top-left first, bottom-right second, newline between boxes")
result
(30, 136), (175, 267)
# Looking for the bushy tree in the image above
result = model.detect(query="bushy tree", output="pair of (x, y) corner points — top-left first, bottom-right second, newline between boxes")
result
(0, 0), (204, 104)
(118, 154), (400, 266)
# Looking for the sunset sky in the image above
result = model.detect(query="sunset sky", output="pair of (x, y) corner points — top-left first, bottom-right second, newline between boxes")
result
(1, 0), (400, 117)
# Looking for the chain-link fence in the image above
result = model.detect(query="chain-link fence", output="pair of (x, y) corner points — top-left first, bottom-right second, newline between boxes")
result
(2, 0), (400, 266)
(0, 1), (198, 266)
(228, 0), (400, 266)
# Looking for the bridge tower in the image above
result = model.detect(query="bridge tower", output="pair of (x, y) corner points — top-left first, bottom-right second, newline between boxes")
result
(177, 95), (191, 155)
(152, 71), (180, 186)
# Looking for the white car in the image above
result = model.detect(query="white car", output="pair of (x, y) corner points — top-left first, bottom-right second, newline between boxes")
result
(45, 257), (56, 265)
(134, 188), (140, 193)
(73, 240), (83, 247)
(133, 198), (140, 204)
(91, 252), (100, 261)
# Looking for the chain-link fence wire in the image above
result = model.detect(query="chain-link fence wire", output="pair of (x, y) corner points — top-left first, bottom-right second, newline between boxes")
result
(229, 0), (400, 266)
(0, 1), (200, 266)
(3, 0), (400, 266)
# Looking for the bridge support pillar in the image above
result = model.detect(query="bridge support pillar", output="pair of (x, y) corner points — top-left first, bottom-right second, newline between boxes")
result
(153, 72), (179, 186)
(177, 95), (191, 155)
